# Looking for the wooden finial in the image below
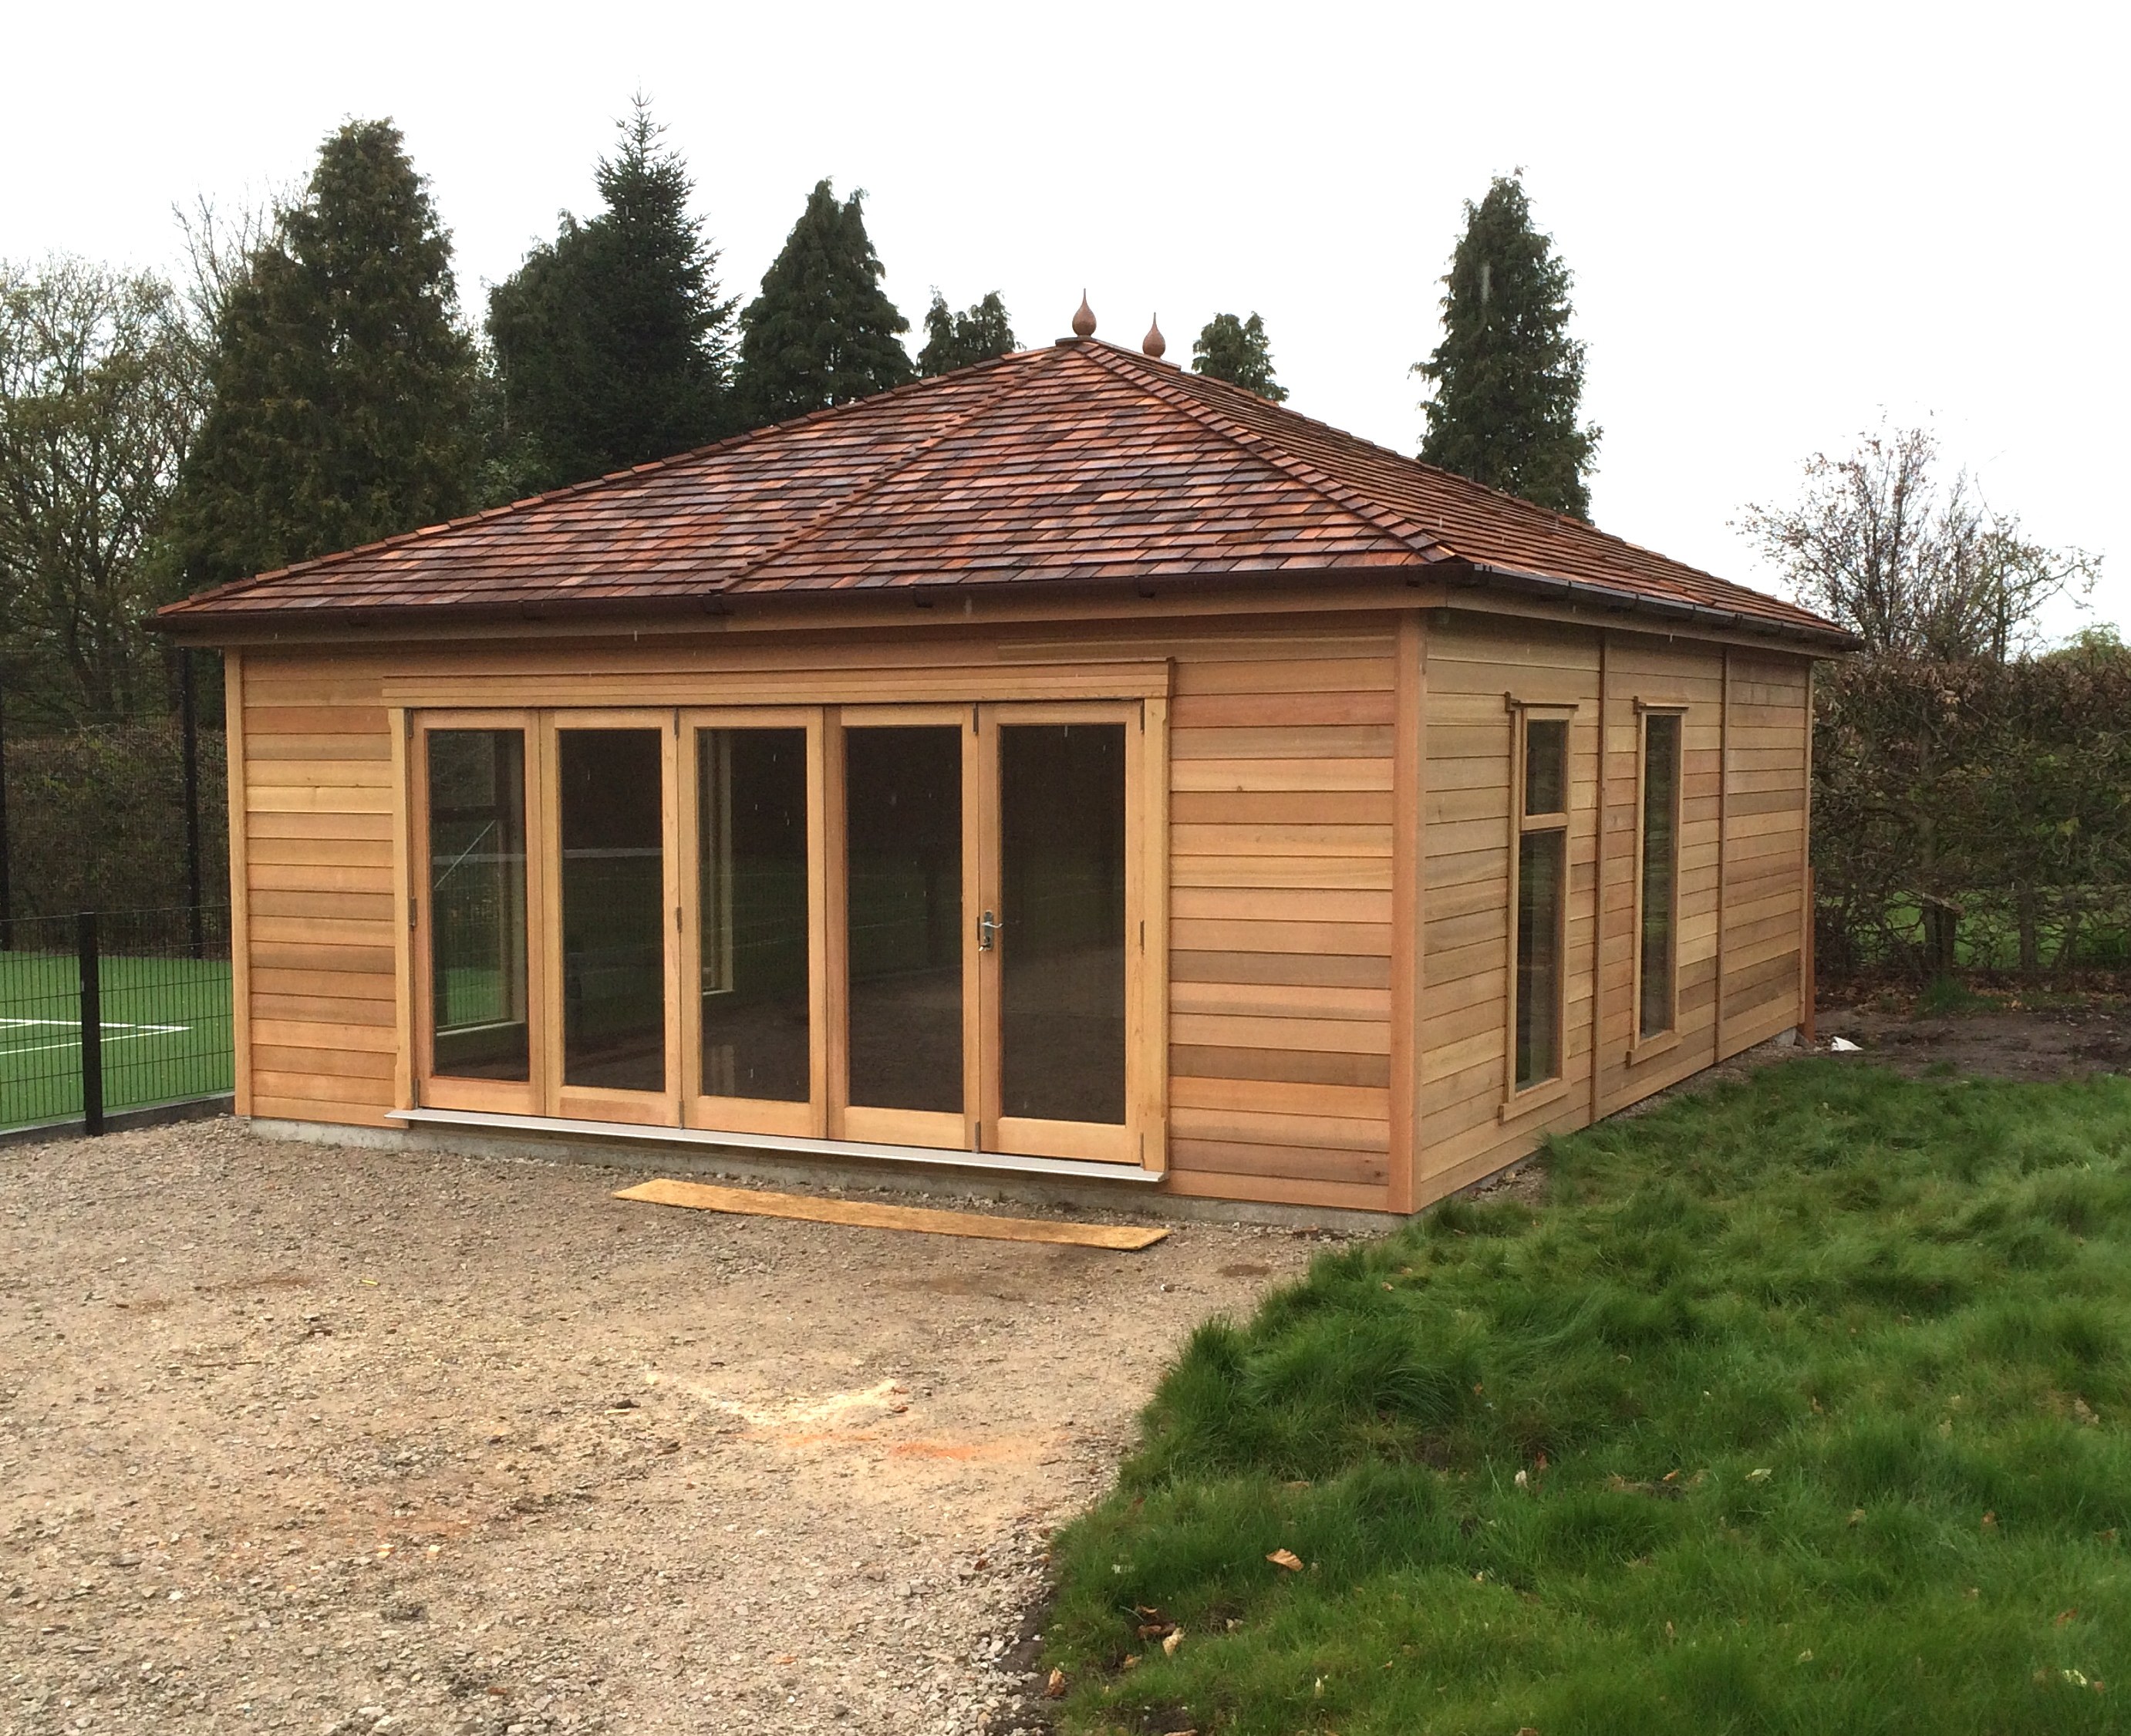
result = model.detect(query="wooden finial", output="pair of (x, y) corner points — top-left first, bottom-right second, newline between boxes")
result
(1142, 315), (1165, 359)
(1071, 291), (1097, 339)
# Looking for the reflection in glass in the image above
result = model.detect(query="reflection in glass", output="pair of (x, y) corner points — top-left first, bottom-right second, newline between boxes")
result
(427, 730), (529, 1080)
(1516, 828), (1565, 1089)
(698, 728), (810, 1102)
(845, 726), (963, 1114)
(1639, 713), (1681, 1040)
(1001, 724), (1126, 1124)
(1525, 717), (1568, 816)
(560, 730), (666, 1092)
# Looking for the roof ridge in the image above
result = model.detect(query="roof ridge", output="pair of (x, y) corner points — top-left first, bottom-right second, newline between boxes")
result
(164, 345), (1053, 615)
(720, 349), (1060, 591)
(1069, 342), (1448, 560)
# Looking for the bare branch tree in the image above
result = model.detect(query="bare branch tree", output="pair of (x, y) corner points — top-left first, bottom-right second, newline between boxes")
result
(1738, 423), (2097, 661)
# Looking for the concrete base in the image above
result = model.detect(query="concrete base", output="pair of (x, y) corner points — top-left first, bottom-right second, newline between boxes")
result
(248, 1115), (1410, 1235)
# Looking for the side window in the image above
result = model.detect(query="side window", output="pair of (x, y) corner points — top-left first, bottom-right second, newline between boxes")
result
(1637, 710), (1684, 1042)
(1511, 709), (1571, 1094)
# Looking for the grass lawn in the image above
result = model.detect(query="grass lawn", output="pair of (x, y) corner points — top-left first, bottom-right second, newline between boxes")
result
(1047, 1060), (2131, 1734)
(0, 948), (232, 1130)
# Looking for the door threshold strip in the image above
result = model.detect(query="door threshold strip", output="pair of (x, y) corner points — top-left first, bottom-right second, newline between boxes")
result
(386, 1106), (1164, 1185)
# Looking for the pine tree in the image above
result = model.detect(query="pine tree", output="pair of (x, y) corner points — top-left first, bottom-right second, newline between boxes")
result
(167, 120), (477, 586)
(915, 290), (1016, 376)
(486, 97), (736, 494)
(734, 180), (912, 426)
(1415, 174), (1600, 519)
(1190, 312), (1287, 402)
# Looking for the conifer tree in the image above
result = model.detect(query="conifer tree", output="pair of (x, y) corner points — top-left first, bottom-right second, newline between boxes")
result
(915, 290), (1016, 376)
(167, 120), (477, 586)
(734, 181), (912, 426)
(486, 97), (736, 493)
(1414, 174), (1600, 519)
(1190, 312), (1286, 401)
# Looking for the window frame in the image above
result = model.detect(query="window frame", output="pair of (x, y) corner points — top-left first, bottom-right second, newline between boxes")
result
(1629, 701), (1688, 1062)
(411, 710), (545, 1118)
(677, 706), (826, 1139)
(1502, 699), (1576, 1119)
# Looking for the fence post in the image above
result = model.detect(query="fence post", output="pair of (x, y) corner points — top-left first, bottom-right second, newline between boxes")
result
(183, 650), (204, 959)
(1802, 866), (1817, 1045)
(0, 676), (11, 950)
(78, 911), (103, 1136)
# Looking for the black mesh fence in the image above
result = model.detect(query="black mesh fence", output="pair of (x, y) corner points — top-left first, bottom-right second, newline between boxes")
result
(0, 905), (233, 1134)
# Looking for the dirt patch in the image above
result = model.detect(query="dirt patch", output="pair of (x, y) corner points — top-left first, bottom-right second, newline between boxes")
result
(0, 1120), (1337, 1734)
(1819, 993), (2131, 1081)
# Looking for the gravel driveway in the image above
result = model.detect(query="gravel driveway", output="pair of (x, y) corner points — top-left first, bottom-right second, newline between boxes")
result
(1, 1120), (1328, 1735)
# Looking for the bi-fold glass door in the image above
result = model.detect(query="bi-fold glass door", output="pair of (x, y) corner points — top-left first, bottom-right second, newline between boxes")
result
(414, 702), (1148, 1166)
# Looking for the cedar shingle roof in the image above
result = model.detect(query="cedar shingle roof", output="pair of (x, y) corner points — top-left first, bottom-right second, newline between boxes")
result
(157, 338), (1848, 647)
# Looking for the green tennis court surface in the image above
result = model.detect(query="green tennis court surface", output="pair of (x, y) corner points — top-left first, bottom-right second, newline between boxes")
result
(0, 949), (233, 1131)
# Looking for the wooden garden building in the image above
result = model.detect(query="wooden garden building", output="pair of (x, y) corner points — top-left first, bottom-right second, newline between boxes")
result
(158, 322), (1849, 1217)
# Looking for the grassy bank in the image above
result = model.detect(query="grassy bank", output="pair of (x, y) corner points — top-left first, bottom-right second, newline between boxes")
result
(1047, 1061), (2131, 1734)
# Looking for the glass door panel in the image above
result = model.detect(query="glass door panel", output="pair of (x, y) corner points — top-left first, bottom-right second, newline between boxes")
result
(844, 724), (965, 1118)
(999, 723), (1127, 1125)
(427, 729), (531, 1082)
(558, 728), (668, 1096)
(696, 726), (811, 1105)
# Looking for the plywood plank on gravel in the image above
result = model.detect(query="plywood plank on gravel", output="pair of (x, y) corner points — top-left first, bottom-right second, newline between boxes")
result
(615, 1178), (1168, 1249)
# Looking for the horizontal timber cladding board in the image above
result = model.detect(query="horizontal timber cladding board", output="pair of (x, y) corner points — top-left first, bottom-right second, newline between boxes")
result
(1171, 1106), (1389, 1153)
(1172, 887), (1393, 925)
(248, 759), (395, 789)
(253, 1068), (392, 1108)
(1172, 823), (1394, 857)
(248, 784), (396, 815)
(253, 1017), (398, 1053)
(248, 840), (396, 871)
(253, 992), (394, 1027)
(1169, 691), (1395, 727)
(1171, 1012), (1391, 1055)
(1172, 919), (1393, 955)
(244, 706), (390, 736)
(1171, 656), (1396, 696)
(1172, 1045), (1391, 1089)
(251, 941), (396, 978)
(1172, 856), (1392, 891)
(246, 811), (394, 841)
(383, 664), (1170, 707)
(1169, 790), (1392, 825)
(247, 733), (394, 762)
(1171, 759), (1394, 794)
(1170, 980), (1391, 1020)
(1164, 1169), (1393, 1212)
(253, 1095), (396, 1130)
(1170, 1137), (1391, 1186)
(1172, 950), (1393, 989)
(1171, 1074), (1391, 1121)
(254, 1043), (394, 1082)
(250, 888), (396, 922)
(1170, 725), (1394, 760)
(251, 914), (394, 949)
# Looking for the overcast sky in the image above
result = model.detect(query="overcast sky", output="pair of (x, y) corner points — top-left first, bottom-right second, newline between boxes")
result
(8, 0), (2124, 632)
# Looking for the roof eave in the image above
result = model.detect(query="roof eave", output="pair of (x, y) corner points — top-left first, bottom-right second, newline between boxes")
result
(1442, 560), (1857, 654)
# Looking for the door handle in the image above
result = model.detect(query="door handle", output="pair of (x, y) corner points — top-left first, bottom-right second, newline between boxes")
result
(979, 909), (1003, 952)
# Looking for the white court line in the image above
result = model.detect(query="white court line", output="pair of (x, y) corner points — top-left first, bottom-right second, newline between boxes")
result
(0, 1017), (191, 1058)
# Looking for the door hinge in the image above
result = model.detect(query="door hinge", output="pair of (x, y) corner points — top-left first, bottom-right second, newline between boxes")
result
(408, 895), (418, 931)
(676, 904), (683, 932)
(1138, 919), (1145, 952)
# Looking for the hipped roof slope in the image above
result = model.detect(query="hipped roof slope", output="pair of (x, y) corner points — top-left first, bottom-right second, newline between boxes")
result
(159, 337), (1846, 647)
